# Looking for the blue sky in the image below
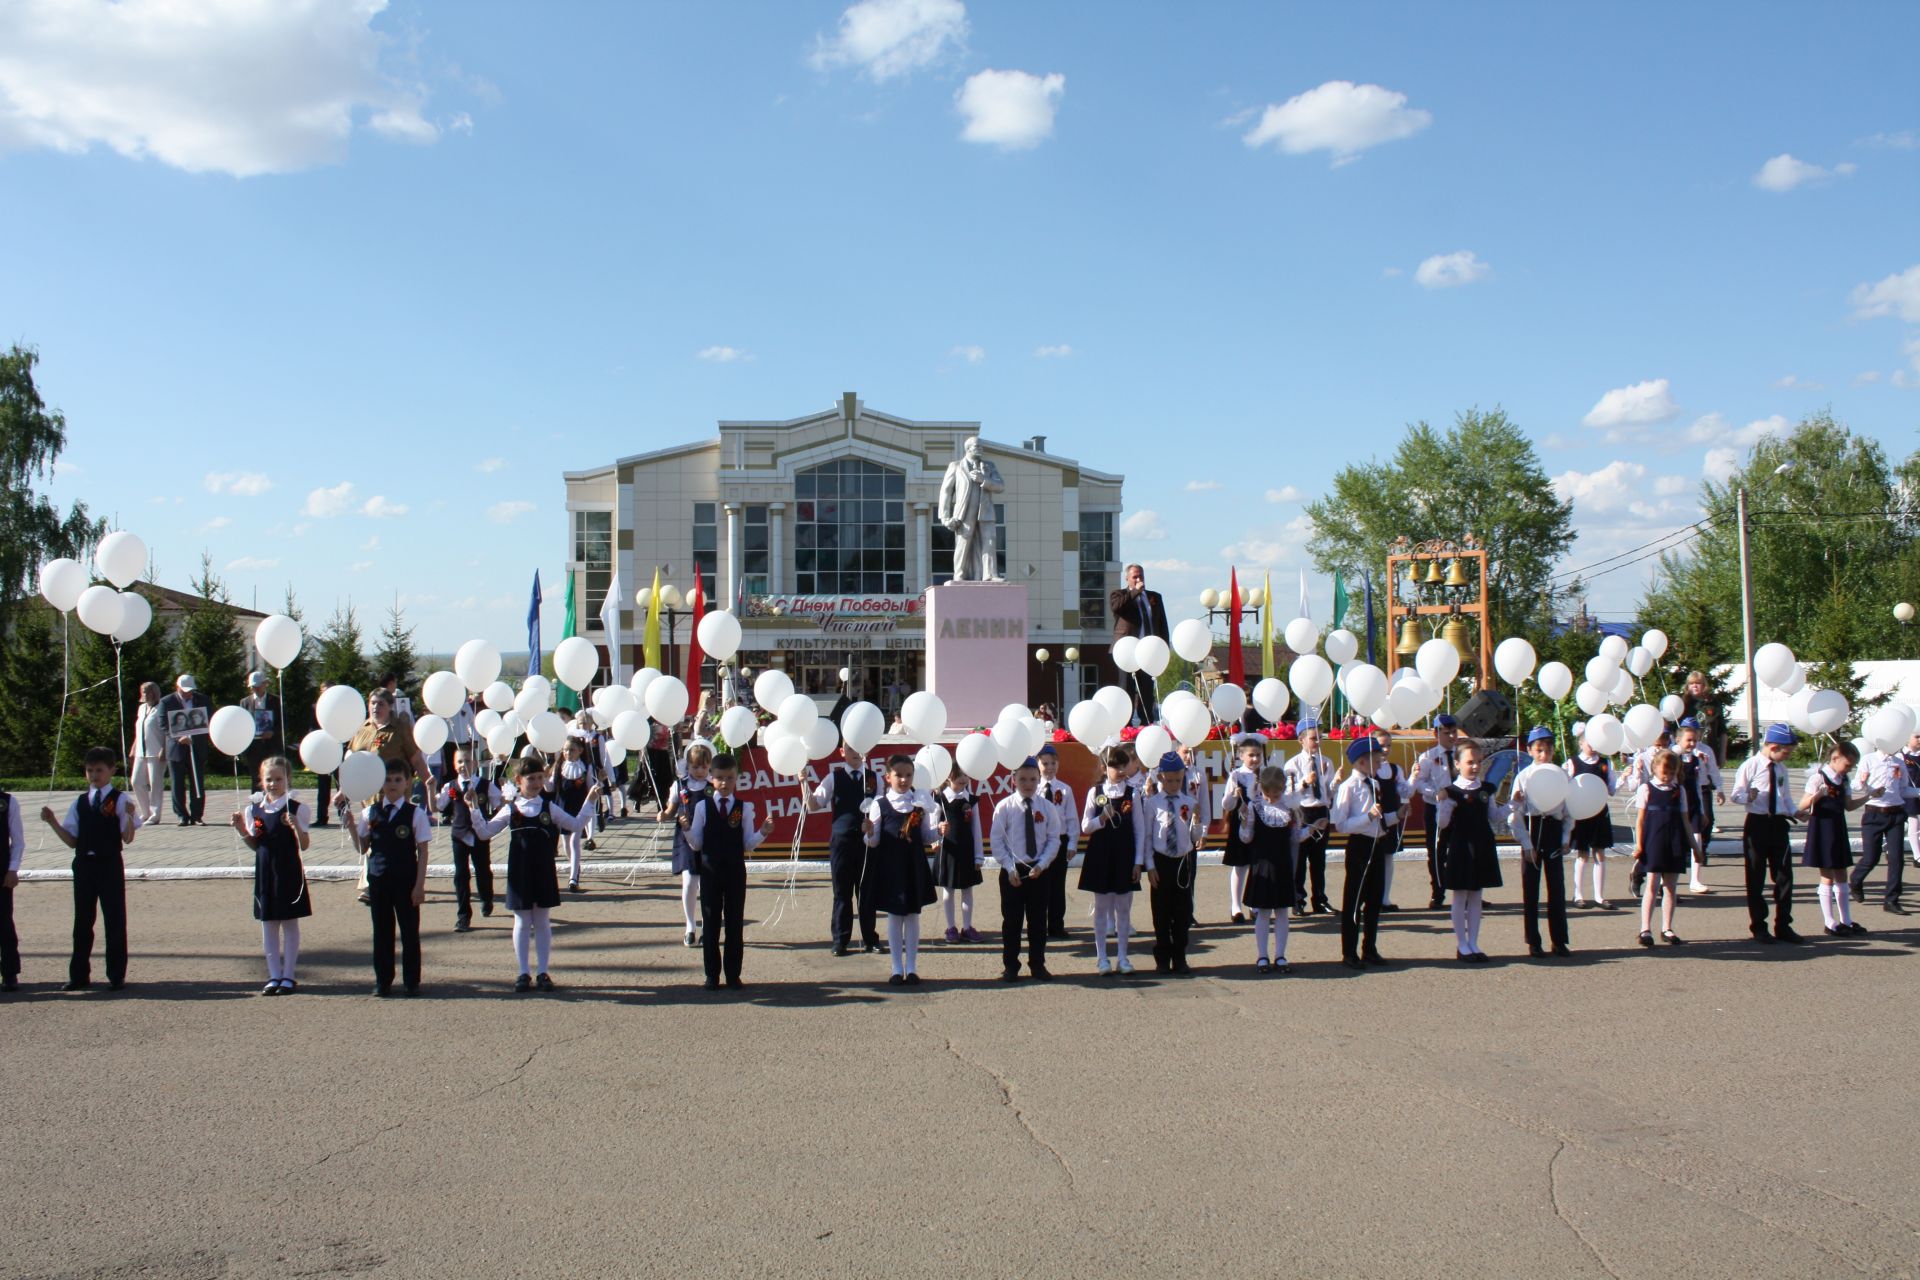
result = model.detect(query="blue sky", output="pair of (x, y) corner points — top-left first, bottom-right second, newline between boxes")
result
(6, 0), (1917, 652)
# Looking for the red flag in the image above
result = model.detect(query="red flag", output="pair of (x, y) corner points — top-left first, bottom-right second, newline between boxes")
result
(686, 576), (706, 689)
(1227, 567), (1244, 686)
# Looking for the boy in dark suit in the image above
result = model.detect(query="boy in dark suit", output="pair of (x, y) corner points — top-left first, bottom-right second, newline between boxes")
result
(39, 746), (139, 991)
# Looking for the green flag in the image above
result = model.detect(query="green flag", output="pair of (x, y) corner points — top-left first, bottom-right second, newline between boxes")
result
(1331, 571), (1350, 721)
(556, 572), (581, 711)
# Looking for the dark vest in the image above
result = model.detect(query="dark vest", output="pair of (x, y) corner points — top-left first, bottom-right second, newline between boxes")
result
(1444, 784), (1494, 850)
(1570, 755), (1609, 782)
(699, 794), (746, 874)
(829, 768), (871, 847)
(0, 792), (11, 866)
(366, 801), (419, 880)
(509, 801), (559, 858)
(444, 779), (491, 841)
(75, 788), (125, 859)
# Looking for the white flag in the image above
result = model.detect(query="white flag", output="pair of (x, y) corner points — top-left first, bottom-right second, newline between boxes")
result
(598, 568), (625, 685)
(1298, 568), (1311, 622)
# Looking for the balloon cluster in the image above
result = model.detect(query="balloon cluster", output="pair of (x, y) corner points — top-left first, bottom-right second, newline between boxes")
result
(38, 531), (154, 642)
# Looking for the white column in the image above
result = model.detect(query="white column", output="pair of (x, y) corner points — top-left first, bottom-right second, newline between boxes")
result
(768, 502), (787, 594)
(913, 503), (930, 592)
(724, 502), (743, 606)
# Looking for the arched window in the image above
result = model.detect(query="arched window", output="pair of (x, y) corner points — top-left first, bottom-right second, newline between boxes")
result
(794, 459), (906, 594)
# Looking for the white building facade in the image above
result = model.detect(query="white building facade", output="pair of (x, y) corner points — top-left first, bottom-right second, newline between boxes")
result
(562, 393), (1126, 713)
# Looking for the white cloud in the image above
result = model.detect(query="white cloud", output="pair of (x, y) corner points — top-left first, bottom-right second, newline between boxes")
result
(810, 0), (967, 81)
(1220, 515), (1315, 567)
(302, 481), (354, 518)
(1264, 485), (1305, 503)
(487, 500), (534, 523)
(1121, 510), (1167, 542)
(1703, 448), (1741, 482)
(956, 69), (1064, 150)
(1414, 250), (1490, 289)
(361, 495), (408, 518)
(0, 0), (450, 177)
(697, 345), (750, 363)
(359, 536), (380, 551)
(1242, 80), (1430, 164)
(1752, 153), (1854, 192)
(1849, 264), (1920, 322)
(348, 560), (374, 573)
(225, 556), (278, 572)
(199, 516), (232, 533)
(1140, 558), (1200, 575)
(1582, 378), (1679, 429)
(1653, 475), (1689, 497)
(1772, 374), (1822, 390)
(203, 470), (272, 496)
(1857, 130), (1916, 150)
(475, 457), (505, 473)
(1553, 461), (1650, 514)
(1034, 343), (1074, 358)
(1686, 412), (1789, 449)
(1381, 266), (1404, 278)
(949, 344), (986, 363)
(1854, 370), (1883, 385)
(1184, 480), (1221, 492)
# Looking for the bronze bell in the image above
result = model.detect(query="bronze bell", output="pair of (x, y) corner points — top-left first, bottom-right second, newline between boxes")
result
(1395, 616), (1423, 656)
(1443, 558), (1470, 587)
(1421, 559), (1444, 584)
(1442, 614), (1474, 665)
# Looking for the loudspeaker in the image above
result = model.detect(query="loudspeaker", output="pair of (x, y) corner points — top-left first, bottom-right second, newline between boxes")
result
(1457, 688), (1514, 740)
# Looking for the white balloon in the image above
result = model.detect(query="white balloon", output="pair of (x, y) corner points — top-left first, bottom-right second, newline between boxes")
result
(1209, 682), (1247, 724)
(1134, 724), (1173, 767)
(1625, 646), (1654, 679)
(1585, 713), (1625, 755)
(1325, 629), (1359, 665)
(1571, 720), (1587, 741)
(552, 636), (599, 692)
(1660, 694), (1686, 722)
(1112, 635), (1141, 673)
(696, 609), (743, 662)
(75, 584), (123, 636)
(1170, 618), (1212, 663)
(840, 702), (885, 755)
(1387, 679), (1429, 729)
(1414, 638), (1460, 689)
(316, 685), (366, 741)
(413, 713), (449, 756)
(753, 669), (795, 710)
(719, 705), (759, 750)
(474, 708), (502, 739)
(1167, 700), (1212, 748)
(1573, 682), (1609, 717)
(454, 639), (501, 693)
(645, 675), (690, 725)
(1754, 642), (1797, 689)
(253, 614), (302, 669)
(1566, 772), (1611, 820)
(1251, 678), (1290, 722)
(299, 730), (342, 775)
(1372, 706), (1398, 730)
(498, 710), (525, 739)
(206, 705), (254, 756)
(521, 673), (553, 707)
(413, 670), (458, 718)
(915, 743), (953, 786)
(111, 591), (152, 642)
(1537, 661), (1573, 703)
(1584, 655), (1618, 688)
(1284, 617), (1318, 655)
(1623, 704), (1665, 751)
(767, 734), (809, 778)
(993, 715), (1036, 760)
(94, 529), (147, 589)
(802, 718), (840, 760)
(956, 732), (999, 781)
(1786, 687), (1816, 734)
(595, 685), (638, 719)
(1289, 654), (1334, 706)
(1136, 636), (1171, 677)
(1068, 701), (1109, 748)
(629, 666), (661, 701)
(486, 723), (519, 757)
(1161, 689), (1200, 720)
(526, 711), (567, 752)
(1611, 669), (1637, 705)
(337, 750), (387, 802)
(1862, 704), (1915, 753)
(777, 693), (819, 732)
(1520, 763), (1570, 814)
(1093, 685), (1134, 731)
(482, 680), (515, 713)
(38, 557), (85, 612)
(1598, 635), (1628, 666)
(514, 686), (549, 722)
(997, 702), (1030, 727)
(1343, 664), (1388, 717)
(1641, 628), (1669, 660)
(611, 709), (649, 750)
(1805, 689), (1850, 735)
(900, 690), (947, 742)
(993, 726), (1032, 771)
(1493, 637), (1537, 686)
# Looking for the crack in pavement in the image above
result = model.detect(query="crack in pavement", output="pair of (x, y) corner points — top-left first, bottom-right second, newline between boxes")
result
(1549, 1139), (1625, 1280)
(308, 1121), (406, 1170)
(913, 1009), (1078, 1194)
(467, 1031), (597, 1101)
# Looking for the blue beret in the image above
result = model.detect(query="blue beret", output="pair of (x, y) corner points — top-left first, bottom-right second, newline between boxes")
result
(1676, 717), (1700, 730)
(1764, 723), (1797, 746)
(1036, 743), (1058, 757)
(1433, 714), (1459, 728)
(1019, 756), (1039, 770)
(1156, 751), (1184, 773)
(1346, 738), (1380, 763)
(1526, 726), (1554, 744)
(1298, 715), (1320, 730)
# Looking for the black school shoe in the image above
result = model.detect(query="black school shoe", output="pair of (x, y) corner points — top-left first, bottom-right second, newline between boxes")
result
(61, 980), (92, 991)
(1361, 950), (1389, 967)
(1775, 926), (1804, 944)
(536, 973), (556, 991)
(1, 978), (18, 992)
(902, 973), (920, 986)
(1750, 925), (1775, 944)
(1031, 966), (1055, 981)
(726, 977), (745, 990)
(888, 974), (905, 986)
(1342, 955), (1365, 971)
(1552, 943), (1573, 957)
(1528, 942), (1546, 958)
(1638, 932), (1654, 948)
(1001, 968), (1021, 982)
(703, 977), (720, 990)
(454, 916), (472, 933)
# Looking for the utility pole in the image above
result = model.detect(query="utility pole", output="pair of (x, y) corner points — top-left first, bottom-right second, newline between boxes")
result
(1736, 486), (1759, 744)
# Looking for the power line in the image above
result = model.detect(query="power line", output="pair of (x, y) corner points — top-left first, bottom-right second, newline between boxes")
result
(1547, 510), (1731, 586)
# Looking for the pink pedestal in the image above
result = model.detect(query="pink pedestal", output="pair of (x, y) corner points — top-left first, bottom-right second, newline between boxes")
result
(925, 581), (1030, 731)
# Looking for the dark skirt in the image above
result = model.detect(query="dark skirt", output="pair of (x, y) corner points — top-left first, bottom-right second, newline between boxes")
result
(670, 825), (697, 876)
(253, 838), (311, 921)
(1800, 811), (1853, 869)
(507, 845), (562, 911)
(1241, 824), (1294, 910)
(1220, 792), (1253, 867)
(870, 838), (938, 915)
(1569, 812), (1615, 851)
(1078, 826), (1139, 896)
(1640, 798), (1692, 876)
(1441, 832), (1503, 890)
(932, 829), (983, 889)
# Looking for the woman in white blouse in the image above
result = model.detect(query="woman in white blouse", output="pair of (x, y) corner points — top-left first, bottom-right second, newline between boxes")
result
(130, 682), (168, 824)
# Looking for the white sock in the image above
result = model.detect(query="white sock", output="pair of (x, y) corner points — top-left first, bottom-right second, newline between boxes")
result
(1114, 897), (1133, 961)
(1690, 856), (1707, 890)
(261, 921), (283, 982)
(888, 914), (907, 974)
(1253, 910), (1270, 960)
(1573, 856), (1590, 900)
(959, 887), (973, 929)
(1835, 882), (1853, 926)
(1382, 857), (1397, 903)
(904, 915), (921, 972)
(1092, 896), (1112, 963)
(280, 920), (300, 980)
(532, 907), (552, 972)
(568, 833), (584, 883)
(1451, 897), (1470, 951)
(681, 872), (699, 930)
(1465, 890), (1484, 952)
(1228, 864), (1249, 915)
(942, 890), (957, 929)
(1816, 882), (1836, 928)
(513, 911), (533, 974)
(1593, 859), (1606, 901)
(1271, 906), (1289, 961)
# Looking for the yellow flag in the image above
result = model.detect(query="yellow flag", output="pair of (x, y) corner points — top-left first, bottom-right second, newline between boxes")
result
(642, 566), (662, 671)
(1261, 570), (1274, 679)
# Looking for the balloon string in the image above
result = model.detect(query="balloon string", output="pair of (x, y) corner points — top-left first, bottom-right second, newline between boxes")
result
(50, 613), (69, 791)
(114, 641), (127, 769)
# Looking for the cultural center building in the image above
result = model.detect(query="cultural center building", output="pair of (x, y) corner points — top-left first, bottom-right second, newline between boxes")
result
(561, 393), (1127, 712)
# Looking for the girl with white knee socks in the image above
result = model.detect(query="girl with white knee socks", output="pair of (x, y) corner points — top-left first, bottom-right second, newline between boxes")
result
(1078, 746), (1147, 975)
(862, 755), (942, 985)
(230, 756), (311, 995)
(661, 744), (713, 948)
(1435, 743), (1508, 963)
(933, 764), (985, 942)
(554, 737), (595, 893)
(1567, 733), (1617, 908)
(1237, 766), (1296, 973)
(1217, 737), (1264, 924)
(474, 757), (598, 992)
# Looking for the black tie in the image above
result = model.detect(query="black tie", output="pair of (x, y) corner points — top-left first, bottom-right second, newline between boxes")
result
(1444, 749), (1454, 775)
(1767, 766), (1777, 816)
(1023, 800), (1037, 865)
(1139, 593), (1153, 634)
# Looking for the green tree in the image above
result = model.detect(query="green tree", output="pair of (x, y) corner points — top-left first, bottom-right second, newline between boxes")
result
(175, 554), (248, 710)
(1306, 407), (1576, 642)
(0, 602), (65, 776)
(314, 602), (374, 693)
(60, 586), (175, 773)
(370, 597), (418, 694)
(0, 344), (102, 633)
(274, 588), (319, 740)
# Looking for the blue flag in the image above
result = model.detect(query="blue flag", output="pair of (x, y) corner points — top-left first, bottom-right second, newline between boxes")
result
(527, 570), (543, 674)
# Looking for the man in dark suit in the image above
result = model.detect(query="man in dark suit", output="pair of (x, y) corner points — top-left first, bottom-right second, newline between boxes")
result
(157, 674), (212, 825)
(1108, 563), (1169, 725)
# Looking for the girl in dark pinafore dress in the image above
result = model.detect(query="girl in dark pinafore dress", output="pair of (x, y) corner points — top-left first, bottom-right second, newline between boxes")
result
(230, 756), (311, 996)
(661, 743), (713, 948)
(1798, 741), (1876, 937)
(1437, 743), (1508, 963)
(932, 764), (985, 943)
(1236, 766), (1296, 973)
(1634, 749), (1696, 947)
